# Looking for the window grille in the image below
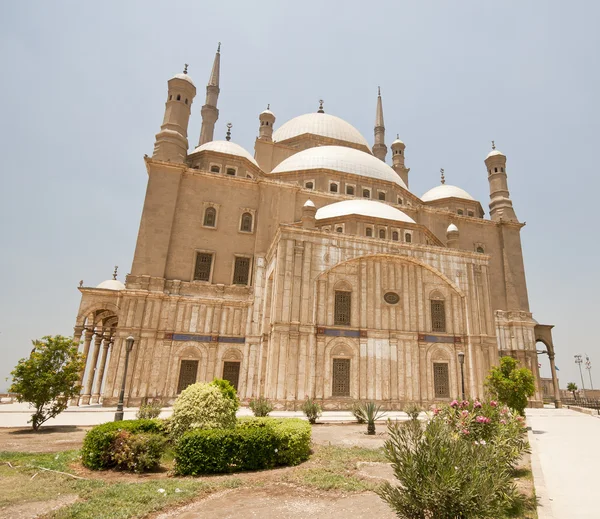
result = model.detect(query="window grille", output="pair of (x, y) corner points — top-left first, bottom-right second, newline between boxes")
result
(392, 231), (399, 241)
(194, 252), (213, 281)
(233, 257), (250, 285)
(210, 165), (220, 173)
(305, 181), (314, 189)
(332, 358), (351, 397)
(226, 168), (236, 176)
(223, 361), (241, 390)
(346, 185), (355, 195)
(433, 362), (450, 398)
(431, 300), (446, 332)
(336, 227), (343, 233)
(330, 183), (338, 193)
(457, 209), (464, 215)
(476, 246), (484, 254)
(362, 189), (370, 198)
(334, 291), (351, 326)
(405, 233), (412, 243)
(366, 228), (373, 237)
(204, 207), (216, 227)
(177, 360), (198, 393)
(378, 192), (386, 201)
(379, 229), (386, 239)
(240, 212), (253, 232)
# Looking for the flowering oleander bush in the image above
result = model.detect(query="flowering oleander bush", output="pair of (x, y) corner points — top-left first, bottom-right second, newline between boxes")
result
(301, 397), (322, 424)
(170, 382), (237, 438)
(111, 430), (166, 473)
(249, 396), (274, 417)
(137, 400), (163, 419)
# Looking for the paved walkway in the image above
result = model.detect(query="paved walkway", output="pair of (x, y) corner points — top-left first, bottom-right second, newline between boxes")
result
(527, 407), (600, 519)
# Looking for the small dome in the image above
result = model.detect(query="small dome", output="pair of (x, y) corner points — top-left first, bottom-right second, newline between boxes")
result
(191, 140), (258, 167)
(421, 184), (476, 203)
(304, 199), (315, 208)
(316, 199), (415, 223)
(260, 108), (275, 117)
(96, 279), (125, 290)
(273, 113), (369, 148)
(272, 146), (408, 189)
(447, 223), (459, 233)
(486, 149), (505, 159)
(391, 136), (405, 146)
(171, 73), (195, 86)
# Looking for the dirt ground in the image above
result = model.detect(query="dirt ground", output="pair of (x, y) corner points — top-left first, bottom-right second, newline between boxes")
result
(0, 426), (90, 453)
(157, 484), (396, 519)
(311, 423), (388, 447)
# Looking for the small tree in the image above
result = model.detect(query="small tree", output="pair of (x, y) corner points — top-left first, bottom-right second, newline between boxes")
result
(485, 356), (535, 416)
(9, 335), (84, 431)
(567, 382), (578, 400)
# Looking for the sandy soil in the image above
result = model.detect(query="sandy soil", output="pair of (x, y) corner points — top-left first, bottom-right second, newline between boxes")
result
(310, 423), (389, 448)
(0, 426), (90, 453)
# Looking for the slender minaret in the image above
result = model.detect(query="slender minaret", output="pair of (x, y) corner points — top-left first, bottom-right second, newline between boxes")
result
(372, 87), (387, 161)
(391, 134), (410, 187)
(198, 43), (221, 146)
(485, 141), (518, 221)
(258, 104), (276, 141)
(152, 64), (196, 163)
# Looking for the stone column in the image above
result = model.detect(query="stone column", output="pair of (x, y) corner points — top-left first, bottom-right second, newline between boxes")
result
(81, 332), (103, 405)
(69, 326), (84, 406)
(91, 337), (112, 404)
(74, 328), (95, 405)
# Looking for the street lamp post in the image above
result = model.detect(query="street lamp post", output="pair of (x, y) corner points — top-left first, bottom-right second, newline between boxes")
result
(575, 355), (586, 396)
(458, 351), (466, 401)
(114, 335), (135, 422)
(585, 355), (593, 390)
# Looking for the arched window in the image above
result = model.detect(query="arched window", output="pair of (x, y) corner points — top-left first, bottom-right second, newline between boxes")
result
(305, 181), (314, 189)
(185, 98), (188, 104)
(392, 231), (399, 241)
(330, 183), (338, 193)
(362, 189), (370, 198)
(210, 165), (220, 173)
(501, 167), (504, 172)
(378, 192), (386, 201)
(379, 229), (386, 239)
(366, 227), (373, 237)
(334, 291), (351, 326)
(332, 358), (351, 396)
(476, 246), (485, 254)
(336, 227), (343, 233)
(346, 185), (355, 195)
(226, 168), (236, 176)
(169, 95), (172, 101)
(177, 94), (181, 101)
(430, 298), (446, 333)
(397, 197), (403, 205)
(240, 212), (253, 232)
(468, 210), (474, 217)
(494, 167), (498, 173)
(405, 232), (412, 243)
(203, 207), (216, 227)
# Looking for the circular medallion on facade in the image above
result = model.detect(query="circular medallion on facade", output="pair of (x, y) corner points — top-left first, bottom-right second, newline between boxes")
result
(384, 292), (400, 304)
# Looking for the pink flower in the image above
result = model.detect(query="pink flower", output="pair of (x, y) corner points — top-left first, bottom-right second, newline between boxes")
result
(473, 400), (482, 409)
(516, 416), (525, 423)
(433, 408), (440, 415)
(500, 419), (506, 425)
(461, 410), (469, 418)
(450, 400), (459, 408)
(461, 400), (470, 408)
(500, 408), (508, 415)
(476, 416), (491, 424)
(490, 400), (498, 407)
(462, 429), (470, 435)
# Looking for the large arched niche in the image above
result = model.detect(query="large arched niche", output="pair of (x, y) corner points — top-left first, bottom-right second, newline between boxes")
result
(426, 343), (458, 402)
(169, 342), (209, 395)
(323, 338), (360, 400)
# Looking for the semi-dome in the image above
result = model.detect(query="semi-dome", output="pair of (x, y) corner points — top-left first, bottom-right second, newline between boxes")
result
(191, 140), (258, 167)
(421, 184), (476, 202)
(316, 199), (415, 223)
(96, 279), (125, 290)
(171, 73), (195, 86)
(271, 146), (408, 189)
(273, 113), (369, 148)
(447, 223), (459, 233)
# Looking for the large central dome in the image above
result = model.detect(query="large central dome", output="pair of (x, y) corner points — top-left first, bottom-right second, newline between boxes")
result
(271, 146), (408, 189)
(273, 113), (369, 148)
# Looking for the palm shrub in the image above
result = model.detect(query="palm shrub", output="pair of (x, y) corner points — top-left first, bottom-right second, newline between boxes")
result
(170, 382), (237, 438)
(351, 401), (366, 423)
(567, 382), (578, 399)
(356, 401), (385, 435)
(301, 397), (322, 424)
(249, 397), (274, 417)
(378, 418), (523, 519)
(403, 402), (421, 421)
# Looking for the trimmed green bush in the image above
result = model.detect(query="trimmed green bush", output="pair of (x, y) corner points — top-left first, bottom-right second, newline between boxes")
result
(211, 378), (240, 411)
(174, 417), (311, 475)
(111, 430), (166, 473)
(81, 419), (164, 470)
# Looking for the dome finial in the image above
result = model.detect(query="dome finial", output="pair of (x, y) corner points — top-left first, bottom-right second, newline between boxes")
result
(183, 63), (188, 74)
(217, 42), (221, 53)
(226, 122), (232, 141)
(378, 85), (381, 97)
(491, 140), (496, 150)
(267, 103), (270, 110)
(397, 133), (399, 139)
(440, 168), (445, 185)
(318, 99), (325, 113)
(112, 265), (118, 280)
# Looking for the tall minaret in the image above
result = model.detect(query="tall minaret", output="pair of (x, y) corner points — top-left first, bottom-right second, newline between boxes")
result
(485, 141), (518, 221)
(152, 64), (196, 163)
(372, 87), (387, 161)
(198, 43), (221, 146)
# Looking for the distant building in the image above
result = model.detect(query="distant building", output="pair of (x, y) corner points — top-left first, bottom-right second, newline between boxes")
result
(71, 46), (550, 408)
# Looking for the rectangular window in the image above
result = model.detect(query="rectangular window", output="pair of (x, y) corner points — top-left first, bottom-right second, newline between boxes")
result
(431, 300), (446, 332)
(334, 291), (351, 326)
(223, 361), (241, 390)
(378, 191), (386, 201)
(177, 360), (198, 393)
(433, 362), (450, 398)
(332, 358), (351, 397)
(194, 252), (213, 281)
(233, 257), (251, 285)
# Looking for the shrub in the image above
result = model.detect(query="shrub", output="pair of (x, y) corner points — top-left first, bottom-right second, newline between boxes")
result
(249, 397), (273, 417)
(175, 418), (311, 475)
(111, 430), (166, 473)
(351, 401), (366, 423)
(170, 382), (237, 438)
(81, 419), (164, 470)
(403, 402), (421, 421)
(354, 401), (385, 435)
(301, 397), (322, 424)
(137, 401), (162, 419)
(378, 418), (522, 519)
(211, 378), (240, 411)
(486, 356), (535, 415)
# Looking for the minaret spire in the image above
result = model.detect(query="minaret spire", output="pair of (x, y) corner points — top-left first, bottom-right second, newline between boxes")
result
(372, 86), (387, 162)
(199, 43), (221, 146)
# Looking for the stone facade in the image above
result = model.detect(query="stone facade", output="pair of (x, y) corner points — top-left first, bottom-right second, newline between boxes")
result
(72, 47), (549, 408)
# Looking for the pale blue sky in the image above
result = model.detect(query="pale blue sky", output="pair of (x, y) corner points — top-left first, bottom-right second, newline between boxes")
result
(1, 1), (598, 392)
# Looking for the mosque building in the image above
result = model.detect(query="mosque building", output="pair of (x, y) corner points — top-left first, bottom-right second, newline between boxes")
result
(72, 45), (556, 408)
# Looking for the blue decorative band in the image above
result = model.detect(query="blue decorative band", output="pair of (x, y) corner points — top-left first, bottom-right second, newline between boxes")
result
(418, 334), (461, 344)
(322, 328), (361, 338)
(166, 333), (245, 344)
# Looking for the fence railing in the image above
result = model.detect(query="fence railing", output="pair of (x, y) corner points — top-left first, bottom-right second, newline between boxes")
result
(561, 398), (600, 411)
